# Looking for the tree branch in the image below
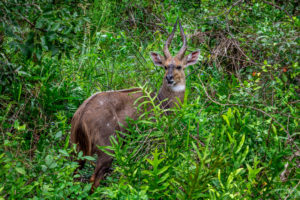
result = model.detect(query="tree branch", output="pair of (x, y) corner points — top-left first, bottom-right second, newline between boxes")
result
(17, 13), (47, 33)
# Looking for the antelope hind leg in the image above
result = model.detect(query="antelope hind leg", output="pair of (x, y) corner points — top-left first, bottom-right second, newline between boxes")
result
(90, 155), (113, 193)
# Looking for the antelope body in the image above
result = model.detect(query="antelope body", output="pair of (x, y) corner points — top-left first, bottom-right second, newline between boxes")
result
(71, 19), (200, 190)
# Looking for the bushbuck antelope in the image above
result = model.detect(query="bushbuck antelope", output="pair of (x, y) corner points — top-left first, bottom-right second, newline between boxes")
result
(71, 19), (200, 190)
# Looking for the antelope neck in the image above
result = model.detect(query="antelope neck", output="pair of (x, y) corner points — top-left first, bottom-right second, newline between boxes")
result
(157, 82), (185, 109)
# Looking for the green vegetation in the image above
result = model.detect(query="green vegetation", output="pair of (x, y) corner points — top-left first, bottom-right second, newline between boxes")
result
(1, 0), (299, 199)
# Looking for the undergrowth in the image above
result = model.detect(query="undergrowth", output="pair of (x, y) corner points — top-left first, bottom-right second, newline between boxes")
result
(0, 0), (299, 199)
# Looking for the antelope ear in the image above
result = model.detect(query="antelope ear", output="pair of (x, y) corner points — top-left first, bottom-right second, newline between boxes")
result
(150, 52), (164, 66)
(184, 50), (200, 67)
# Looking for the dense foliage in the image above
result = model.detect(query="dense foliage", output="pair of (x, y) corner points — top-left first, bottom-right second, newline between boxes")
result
(1, 0), (299, 199)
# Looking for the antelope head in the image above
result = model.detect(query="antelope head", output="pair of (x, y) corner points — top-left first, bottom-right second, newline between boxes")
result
(150, 19), (200, 92)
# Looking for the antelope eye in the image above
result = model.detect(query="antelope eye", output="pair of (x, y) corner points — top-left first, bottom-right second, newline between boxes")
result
(176, 66), (182, 70)
(164, 66), (167, 70)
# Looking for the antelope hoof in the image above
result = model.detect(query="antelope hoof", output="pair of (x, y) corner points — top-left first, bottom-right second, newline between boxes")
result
(90, 184), (95, 194)
(90, 181), (100, 193)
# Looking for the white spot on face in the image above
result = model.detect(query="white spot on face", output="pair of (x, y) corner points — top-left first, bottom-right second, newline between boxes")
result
(171, 84), (185, 92)
(113, 117), (116, 120)
(106, 123), (110, 127)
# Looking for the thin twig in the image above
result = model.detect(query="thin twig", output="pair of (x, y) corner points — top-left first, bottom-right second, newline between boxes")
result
(225, 0), (244, 35)
(191, 135), (205, 147)
(266, 119), (273, 148)
(17, 13), (47, 32)
(284, 180), (300, 200)
(225, 0), (244, 15)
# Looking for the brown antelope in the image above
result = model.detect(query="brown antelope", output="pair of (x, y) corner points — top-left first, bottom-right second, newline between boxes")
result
(70, 19), (200, 191)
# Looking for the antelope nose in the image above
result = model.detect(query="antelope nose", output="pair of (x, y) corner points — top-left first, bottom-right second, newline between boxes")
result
(166, 74), (173, 81)
(166, 74), (173, 82)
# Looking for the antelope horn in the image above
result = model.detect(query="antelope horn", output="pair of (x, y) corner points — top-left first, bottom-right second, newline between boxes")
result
(176, 20), (187, 59)
(163, 19), (178, 58)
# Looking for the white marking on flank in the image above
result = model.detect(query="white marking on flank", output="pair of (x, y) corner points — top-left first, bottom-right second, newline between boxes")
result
(98, 100), (104, 105)
(171, 84), (185, 92)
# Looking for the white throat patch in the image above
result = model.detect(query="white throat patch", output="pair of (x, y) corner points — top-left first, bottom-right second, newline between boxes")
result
(171, 84), (185, 92)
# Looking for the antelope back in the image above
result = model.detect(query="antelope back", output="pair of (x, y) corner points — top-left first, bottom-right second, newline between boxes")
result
(71, 88), (143, 156)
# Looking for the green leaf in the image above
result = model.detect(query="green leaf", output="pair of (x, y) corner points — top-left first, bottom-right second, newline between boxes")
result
(58, 149), (69, 156)
(82, 156), (96, 161)
(55, 131), (62, 139)
(222, 115), (230, 127)
(157, 166), (170, 175)
(235, 134), (245, 154)
(41, 36), (48, 50)
(45, 155), (53, 166)
(227, 172), (234, 186)
(15, 167), (26, 175)
(272, 124), (277, 135)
